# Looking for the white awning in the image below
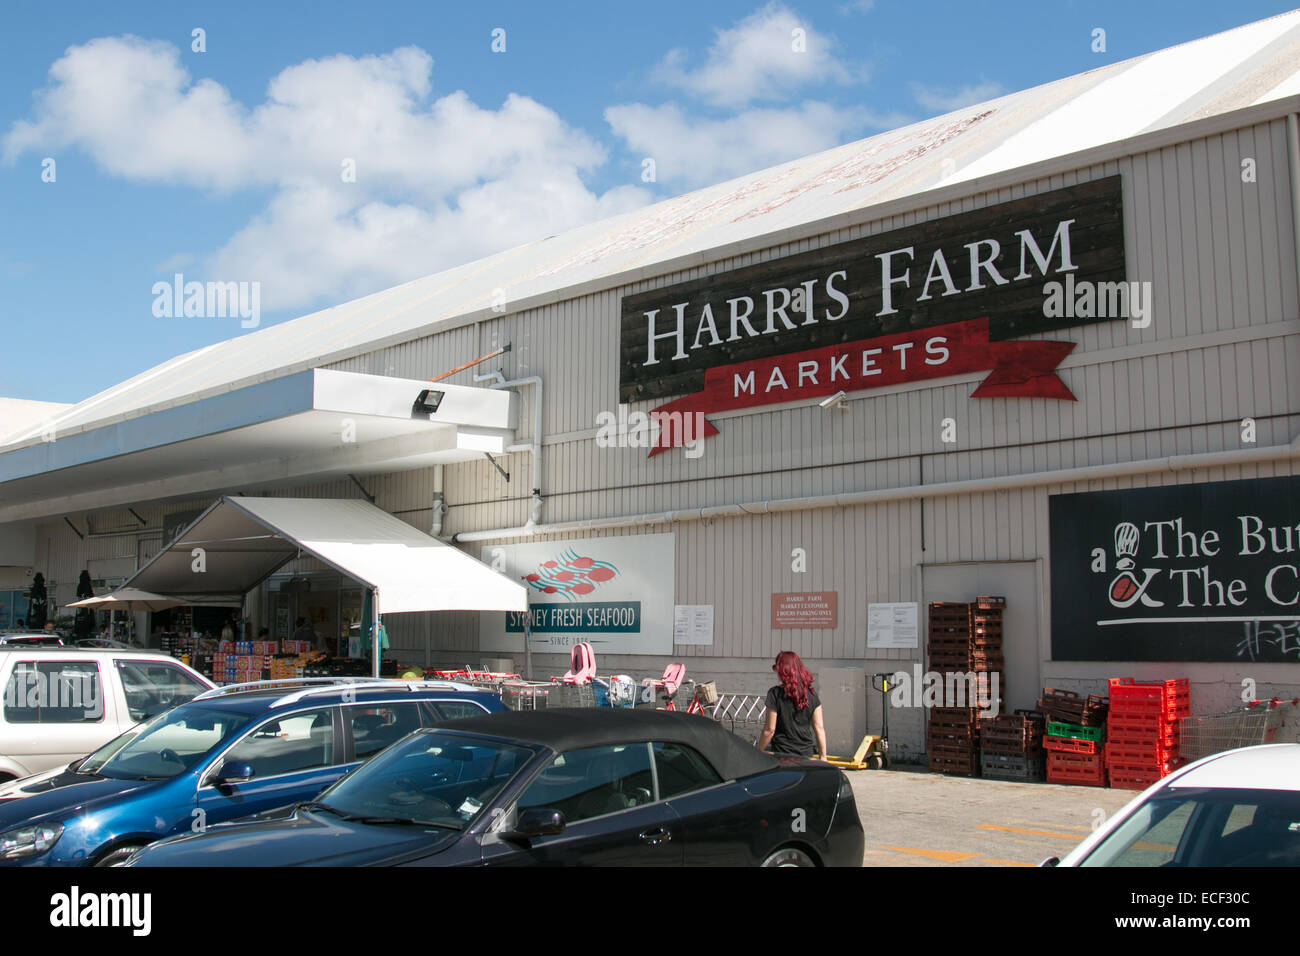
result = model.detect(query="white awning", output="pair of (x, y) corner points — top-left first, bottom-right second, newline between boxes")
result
(125, 496), (528, 614)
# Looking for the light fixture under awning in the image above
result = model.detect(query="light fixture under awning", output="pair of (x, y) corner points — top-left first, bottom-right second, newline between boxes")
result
(125, 496), (528, 615)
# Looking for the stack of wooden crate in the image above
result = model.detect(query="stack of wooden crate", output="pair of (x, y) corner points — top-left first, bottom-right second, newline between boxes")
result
(979, 710), (1046, 780)
(925, 597), (1006, 776)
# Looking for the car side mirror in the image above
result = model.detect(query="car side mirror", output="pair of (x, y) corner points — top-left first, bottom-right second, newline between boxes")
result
(1039, 856), (1060, 867)
(215, 761), (255, 784)
(500, 808), (565, 843)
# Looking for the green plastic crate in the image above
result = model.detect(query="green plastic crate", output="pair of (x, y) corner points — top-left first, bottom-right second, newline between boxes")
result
(1047, 720), (1103, 742)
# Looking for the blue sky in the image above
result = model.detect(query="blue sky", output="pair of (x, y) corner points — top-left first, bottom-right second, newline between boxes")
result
(2, 0), (1296, 404)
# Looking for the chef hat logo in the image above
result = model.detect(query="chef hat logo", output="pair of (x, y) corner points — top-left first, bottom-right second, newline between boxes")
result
(1114, 522), (1139, 569)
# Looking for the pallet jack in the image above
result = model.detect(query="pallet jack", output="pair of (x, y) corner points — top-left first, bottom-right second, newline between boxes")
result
(822, 672), (894, 770)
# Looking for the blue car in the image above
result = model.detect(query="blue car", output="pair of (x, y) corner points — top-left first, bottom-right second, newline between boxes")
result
(0, 679), (506, 865)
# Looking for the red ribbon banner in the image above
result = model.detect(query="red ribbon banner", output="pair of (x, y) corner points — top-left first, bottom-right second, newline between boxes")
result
(647, 317), (1075, 456)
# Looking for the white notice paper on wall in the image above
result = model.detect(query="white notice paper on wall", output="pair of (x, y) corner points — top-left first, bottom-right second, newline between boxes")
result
(867, 602), (919, 648)
(674, 605), (714, 645)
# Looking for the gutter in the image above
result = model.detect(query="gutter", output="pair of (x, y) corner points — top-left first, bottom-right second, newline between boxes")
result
(452, 434), (1300, 543)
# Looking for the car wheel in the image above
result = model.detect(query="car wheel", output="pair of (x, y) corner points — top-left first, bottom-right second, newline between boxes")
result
(0, 773), (15, 784)
(94, 845), (144, 867)
(761, 847), (816, 867)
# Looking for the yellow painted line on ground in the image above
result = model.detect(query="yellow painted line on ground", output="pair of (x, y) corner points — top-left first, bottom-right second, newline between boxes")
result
(982, 858), (1036, 867)
(1021, 822), (1094, 832)
(976, 823), (1082, 840)
(879, 845), (982, 863)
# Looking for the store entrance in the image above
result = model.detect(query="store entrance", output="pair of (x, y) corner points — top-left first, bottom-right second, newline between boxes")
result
(921, 561), (1041, 715)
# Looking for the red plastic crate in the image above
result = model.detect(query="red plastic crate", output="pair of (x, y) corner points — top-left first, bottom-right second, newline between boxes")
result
(1105, 754), (1181, 775)
(1105, 740), (1179, 764)
(1108, 770), (1161, 791)
(1046, 763), (1107, 786)
(1044, 735), (1100, 755)
(1109, 697), (1190, 722)
(1108, 715), (1181, 744)
(1047, 749), (1105, 772)
(1108, 677), (1189, 699)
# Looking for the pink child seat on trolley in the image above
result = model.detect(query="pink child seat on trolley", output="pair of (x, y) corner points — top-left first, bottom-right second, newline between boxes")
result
(643, 662), (685, 696)
(562, 642), (596, 684)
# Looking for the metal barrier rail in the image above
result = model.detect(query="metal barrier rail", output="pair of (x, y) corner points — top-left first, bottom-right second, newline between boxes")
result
(710, 693), (768, 737)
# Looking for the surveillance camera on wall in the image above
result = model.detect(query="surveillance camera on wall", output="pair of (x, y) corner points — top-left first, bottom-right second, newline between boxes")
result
(819, 391), (849, 410)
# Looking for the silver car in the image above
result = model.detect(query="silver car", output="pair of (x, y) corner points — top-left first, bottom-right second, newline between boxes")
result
(0, 647), (214, 782)
(1046, 743), (1300, 867)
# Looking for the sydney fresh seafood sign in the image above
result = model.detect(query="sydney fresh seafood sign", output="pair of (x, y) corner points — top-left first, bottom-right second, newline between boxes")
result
(620, 176), (1125, 454)
(1050, 476), (1300, 662)
(479, 533), (676, 655)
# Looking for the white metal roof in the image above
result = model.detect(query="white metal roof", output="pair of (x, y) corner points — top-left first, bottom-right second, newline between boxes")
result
(5, 10), (1300, 450)
(0, 369), (519, 524)
(127, 496), (530, 613)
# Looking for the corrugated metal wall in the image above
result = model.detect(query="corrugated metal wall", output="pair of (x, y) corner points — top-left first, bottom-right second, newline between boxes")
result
(323, 116), (1298, 538)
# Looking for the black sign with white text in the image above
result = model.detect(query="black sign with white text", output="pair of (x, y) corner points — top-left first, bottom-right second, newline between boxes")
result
(1050, 476), (1300, 662)
(620, 176), (1125, 402)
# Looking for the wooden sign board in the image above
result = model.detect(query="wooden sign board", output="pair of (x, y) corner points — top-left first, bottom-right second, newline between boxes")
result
(620, 176), (1125, 404)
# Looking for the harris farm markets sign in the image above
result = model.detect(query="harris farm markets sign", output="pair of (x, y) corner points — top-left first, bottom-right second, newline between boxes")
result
(619, 176), (1126, 455)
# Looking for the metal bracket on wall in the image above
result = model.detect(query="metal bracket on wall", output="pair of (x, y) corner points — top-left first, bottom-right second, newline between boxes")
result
(63, 517), (85, 540)
(483, 452), (510, 483)
(348, 474), (376, 503)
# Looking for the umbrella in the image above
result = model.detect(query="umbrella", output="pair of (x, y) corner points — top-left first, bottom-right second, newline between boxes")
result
(67, 588), (187, 613)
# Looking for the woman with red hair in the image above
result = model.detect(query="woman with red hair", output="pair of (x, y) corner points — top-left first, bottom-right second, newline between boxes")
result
(756, 651), (828, 759)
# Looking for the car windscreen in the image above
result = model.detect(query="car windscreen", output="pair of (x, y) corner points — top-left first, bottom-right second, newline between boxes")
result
(1080, 787), (1300, 867)
(312, 732), (534, 830)
(91, 706), (253, 780)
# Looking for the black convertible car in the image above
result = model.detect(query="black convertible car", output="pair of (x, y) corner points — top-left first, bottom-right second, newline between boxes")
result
(127, 708), (863, 867)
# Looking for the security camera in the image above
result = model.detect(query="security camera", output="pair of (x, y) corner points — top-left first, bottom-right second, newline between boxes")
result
(819, 391), (849, 410)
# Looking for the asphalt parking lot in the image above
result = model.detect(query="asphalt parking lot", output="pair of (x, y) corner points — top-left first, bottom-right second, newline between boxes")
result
(848, 765), (1138, 866)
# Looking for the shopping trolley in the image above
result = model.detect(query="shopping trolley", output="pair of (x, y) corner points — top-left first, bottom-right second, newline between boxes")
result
(1179, 698), (1300, 761)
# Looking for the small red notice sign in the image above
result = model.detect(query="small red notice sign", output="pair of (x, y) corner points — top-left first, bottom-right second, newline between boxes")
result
(771, 592), (838, 629)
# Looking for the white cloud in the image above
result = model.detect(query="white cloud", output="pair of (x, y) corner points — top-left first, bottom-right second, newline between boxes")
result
(652, 3), (862, 108)
(606, 100), (893, 189)
(210, 175), (647, 311)
(911, 80), (1005, 113)
(3, 36), (650, 312)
